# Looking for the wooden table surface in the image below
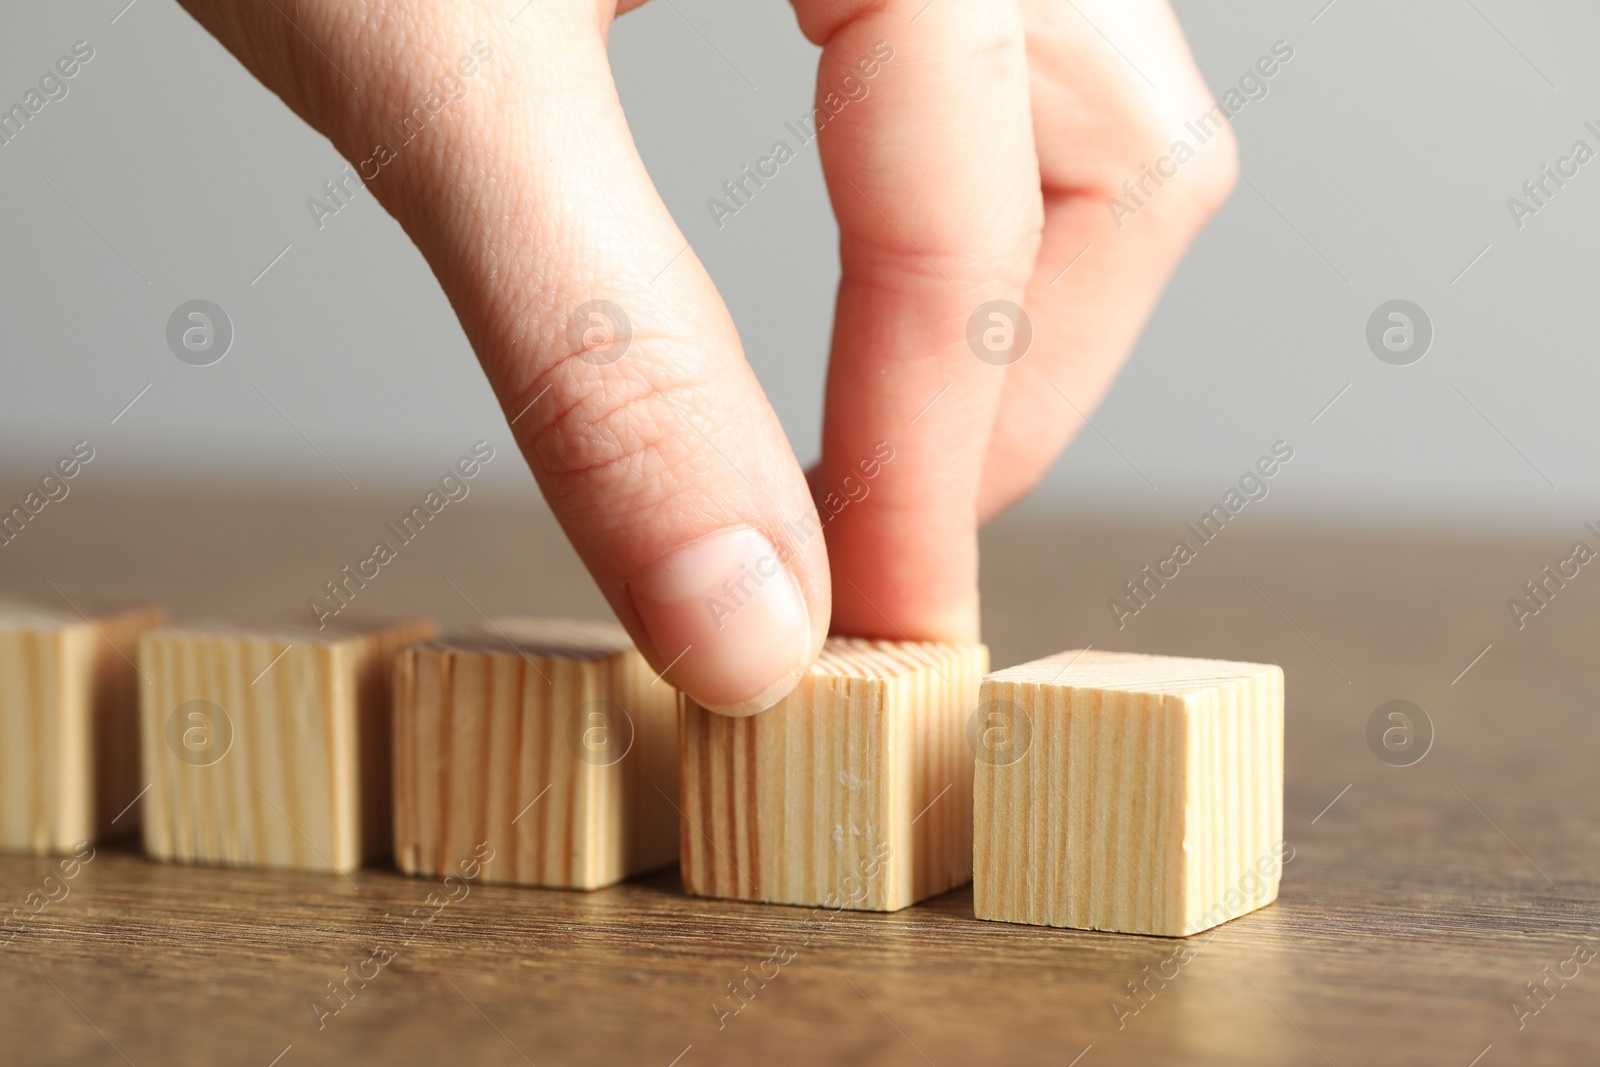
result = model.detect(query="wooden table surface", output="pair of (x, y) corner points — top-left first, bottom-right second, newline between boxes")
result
(2, 489), (1596, 1066)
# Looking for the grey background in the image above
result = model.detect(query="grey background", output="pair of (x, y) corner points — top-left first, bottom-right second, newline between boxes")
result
(2, 0), (1596, 530)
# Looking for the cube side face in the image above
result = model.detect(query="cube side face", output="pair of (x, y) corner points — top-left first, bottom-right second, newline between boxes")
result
(393, 643), (472, 879)
(392, 641), (678, 890)
(85, 606), (165, 840)
(974, 679), (1189, 935)
(352, 619), (437, 866)
(53, 628), (95, 848)
(142, 631), (247, 868)
(0, 628), (75, 852)
(136, 636), (170, 860)
(611, 648), (681, 883)
(1179, 668), (1285, 934)
(898, 644), (986, 906)
(679, 640), (986, 912)
(141, 633), (370, 873)
(391, 646), (433, 876)
(508, 647), (679, 889)
(1092, 687), (1190, 935)
(680, 674), (898, 909)
(512, 653), (612, 889)
(803, 674), (896, 909)
(396, 644), (539, 883)
(247, 641), (355, 872)
(678, 695), (745, 902)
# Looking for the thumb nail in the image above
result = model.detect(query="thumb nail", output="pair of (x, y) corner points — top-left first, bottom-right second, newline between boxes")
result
(628, 526), (813, 716)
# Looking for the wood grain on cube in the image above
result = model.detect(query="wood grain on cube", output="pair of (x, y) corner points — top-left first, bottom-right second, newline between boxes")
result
(974, 650), (1284, 937)
(680, 638), (988, 912)
(392, 619), (678, 890)
(138, 616), (434, 873)
(0, 601), (164, 853)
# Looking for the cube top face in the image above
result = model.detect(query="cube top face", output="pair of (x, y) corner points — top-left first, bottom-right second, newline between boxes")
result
(0, 600), (155, 634)
(808, 636), (969, 681)
(149, 613), (428, 647)
(421, 617), (634, 662)
(680, 638), (987, 912)
(975, 649), (1284, 938)
(986, 648), (1282, 697)
(0, 602), (85, 632)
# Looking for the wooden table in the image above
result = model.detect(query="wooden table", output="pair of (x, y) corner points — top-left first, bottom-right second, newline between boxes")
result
(3, 490), (1596, 1065)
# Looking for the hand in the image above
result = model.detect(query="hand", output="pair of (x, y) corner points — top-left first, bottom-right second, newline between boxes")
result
(175, 0), (1233, 714)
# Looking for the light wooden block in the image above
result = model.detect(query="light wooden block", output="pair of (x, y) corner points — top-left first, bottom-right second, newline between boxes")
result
(0, 601), (165, 853)
(138, 615), (435, 873)
(974, 650), (1284, 937)
(679, 637), (988, 912)
(392, 619), (679, 890)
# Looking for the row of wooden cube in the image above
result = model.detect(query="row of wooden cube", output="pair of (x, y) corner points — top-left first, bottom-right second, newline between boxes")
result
(0, 602), (1283, 936)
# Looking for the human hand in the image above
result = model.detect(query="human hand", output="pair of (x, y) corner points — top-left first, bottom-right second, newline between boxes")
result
(175, 0), (1233, 714)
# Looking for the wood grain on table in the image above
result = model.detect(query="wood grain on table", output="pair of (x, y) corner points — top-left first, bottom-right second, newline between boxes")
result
(1, 489), (1596, 1066)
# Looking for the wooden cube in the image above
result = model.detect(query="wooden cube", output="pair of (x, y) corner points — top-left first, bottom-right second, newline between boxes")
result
(974, 650), (1284, 937)
(0, 601), (164, 853)
(138, 616), (435, 873)
(679, 637), (988, 912)
(392, 619), (679, 890)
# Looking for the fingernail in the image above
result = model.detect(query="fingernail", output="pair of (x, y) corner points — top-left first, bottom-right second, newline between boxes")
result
(629, 527), (813, 716)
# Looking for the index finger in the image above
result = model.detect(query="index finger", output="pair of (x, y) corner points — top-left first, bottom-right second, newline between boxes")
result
(789, 0), (1044, 642)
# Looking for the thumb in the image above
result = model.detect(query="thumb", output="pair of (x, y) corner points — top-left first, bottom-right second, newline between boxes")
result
(176, 1), (830, 714)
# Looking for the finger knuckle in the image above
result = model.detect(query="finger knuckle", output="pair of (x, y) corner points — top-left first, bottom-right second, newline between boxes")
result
(1113, 98), (1238, 230)
(511, 358), (703, 520)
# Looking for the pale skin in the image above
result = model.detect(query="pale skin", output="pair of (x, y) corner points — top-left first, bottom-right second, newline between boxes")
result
(177, 0), (1235, 715)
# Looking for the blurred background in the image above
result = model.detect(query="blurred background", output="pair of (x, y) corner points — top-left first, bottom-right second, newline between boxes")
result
(3, 0), (1596, 534)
